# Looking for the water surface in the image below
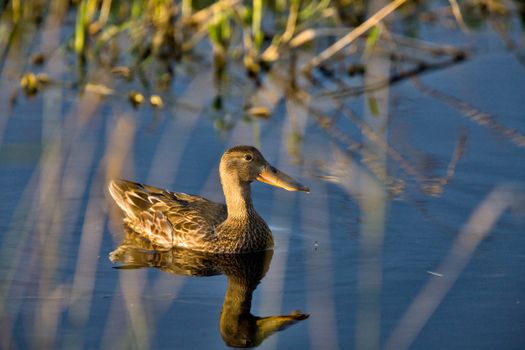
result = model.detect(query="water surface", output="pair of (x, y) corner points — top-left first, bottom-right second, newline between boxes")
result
(1, 4), (525, 350)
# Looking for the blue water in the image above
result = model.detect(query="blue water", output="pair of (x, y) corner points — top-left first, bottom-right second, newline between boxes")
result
(1, 12), (525, 350)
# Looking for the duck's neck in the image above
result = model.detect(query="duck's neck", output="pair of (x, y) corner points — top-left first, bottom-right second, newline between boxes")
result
(221, 176), (254, 219)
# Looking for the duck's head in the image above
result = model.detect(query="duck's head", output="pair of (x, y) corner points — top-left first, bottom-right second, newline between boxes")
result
(219, 146), (309, 192)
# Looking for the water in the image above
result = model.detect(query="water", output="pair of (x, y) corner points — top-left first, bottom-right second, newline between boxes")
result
(1, 5), (525, 350)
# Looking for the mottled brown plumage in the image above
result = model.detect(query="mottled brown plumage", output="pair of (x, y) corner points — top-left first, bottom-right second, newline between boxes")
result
(108, 145), (309, 253)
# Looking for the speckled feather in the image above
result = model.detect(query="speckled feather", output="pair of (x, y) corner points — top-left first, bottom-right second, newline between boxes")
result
(110, 179), (240, 252)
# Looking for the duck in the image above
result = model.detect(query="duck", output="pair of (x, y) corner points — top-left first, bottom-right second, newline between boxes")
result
(108, 145), (309, 253)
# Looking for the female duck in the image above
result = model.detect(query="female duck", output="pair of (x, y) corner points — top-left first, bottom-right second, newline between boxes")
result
(109, 145), (309, 253)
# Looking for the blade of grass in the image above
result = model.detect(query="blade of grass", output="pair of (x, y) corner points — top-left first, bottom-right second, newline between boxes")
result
(74, 0), (88, 57)
(252, 0), (263, 50)
(448, 0), (468, 32)
(302, 0), (408, 74)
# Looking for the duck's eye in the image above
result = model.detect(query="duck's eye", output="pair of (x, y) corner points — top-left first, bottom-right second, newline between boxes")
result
(244, 154), (253, 162)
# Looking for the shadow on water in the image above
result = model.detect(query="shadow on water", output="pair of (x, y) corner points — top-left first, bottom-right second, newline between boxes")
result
(109, 229), (308, 348)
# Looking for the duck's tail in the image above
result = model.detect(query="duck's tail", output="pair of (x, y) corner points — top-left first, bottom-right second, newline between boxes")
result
(108, 179), (148, 220)
(108, 179), (175, 249)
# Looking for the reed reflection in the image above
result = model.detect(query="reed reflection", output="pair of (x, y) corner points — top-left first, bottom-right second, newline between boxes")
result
(110, 229), (308, 348)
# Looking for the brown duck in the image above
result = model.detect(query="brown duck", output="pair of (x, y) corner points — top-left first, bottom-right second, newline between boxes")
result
(108, 145), (309, 253)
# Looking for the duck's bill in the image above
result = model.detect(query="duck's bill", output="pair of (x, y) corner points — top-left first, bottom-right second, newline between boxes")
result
(257, 166), (310, 192)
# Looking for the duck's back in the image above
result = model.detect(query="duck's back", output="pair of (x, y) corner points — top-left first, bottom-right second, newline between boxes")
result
(109, 179), (227, 250)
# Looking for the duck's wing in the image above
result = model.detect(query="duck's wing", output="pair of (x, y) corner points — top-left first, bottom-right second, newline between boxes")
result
(109, 179), (227, 249)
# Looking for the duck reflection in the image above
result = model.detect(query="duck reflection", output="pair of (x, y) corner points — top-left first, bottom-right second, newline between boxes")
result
(109, 230), (308, 348)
